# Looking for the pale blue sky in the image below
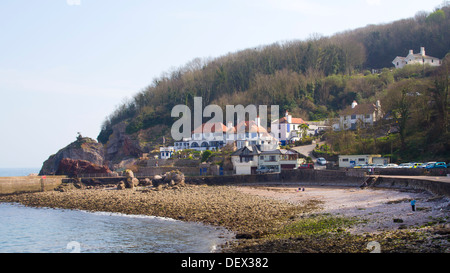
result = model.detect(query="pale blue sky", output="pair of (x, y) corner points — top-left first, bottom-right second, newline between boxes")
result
(0, 0), (445, 168)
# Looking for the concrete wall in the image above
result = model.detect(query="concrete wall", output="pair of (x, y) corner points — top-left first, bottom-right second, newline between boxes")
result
(0, 176), (65, 195)
(373, 176), (450, 197)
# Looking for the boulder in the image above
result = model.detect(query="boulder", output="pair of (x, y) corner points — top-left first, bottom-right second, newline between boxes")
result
(117, 181), (126, 190)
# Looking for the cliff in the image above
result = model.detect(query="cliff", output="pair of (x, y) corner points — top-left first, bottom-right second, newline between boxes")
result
(39, 136), (106, 175)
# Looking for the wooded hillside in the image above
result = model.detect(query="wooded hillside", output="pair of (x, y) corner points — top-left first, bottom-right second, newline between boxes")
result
(97, 5), (449, 162)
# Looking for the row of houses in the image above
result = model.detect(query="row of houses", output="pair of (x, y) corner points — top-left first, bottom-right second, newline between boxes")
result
(170, 111), (329, 153)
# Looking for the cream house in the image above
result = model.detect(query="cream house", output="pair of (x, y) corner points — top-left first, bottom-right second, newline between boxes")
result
(392, 47), (442, 69)
(336, 100), (382, 131)
(230, 145), (260, 175)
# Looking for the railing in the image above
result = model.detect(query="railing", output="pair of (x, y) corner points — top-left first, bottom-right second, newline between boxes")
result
(77, 173), (123, 178)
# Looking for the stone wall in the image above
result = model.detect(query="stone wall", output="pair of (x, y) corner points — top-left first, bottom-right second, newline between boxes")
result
(0, 176), (65, 195)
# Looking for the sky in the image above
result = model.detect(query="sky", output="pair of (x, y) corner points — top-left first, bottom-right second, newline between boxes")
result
(0, 0), (446, 168)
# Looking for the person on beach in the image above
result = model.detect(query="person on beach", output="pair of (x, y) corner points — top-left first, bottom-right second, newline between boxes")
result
(411, 199), (416, 211)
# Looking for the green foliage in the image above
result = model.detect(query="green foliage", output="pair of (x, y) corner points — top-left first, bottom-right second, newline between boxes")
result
(201, 150), (212, 162)
(275, 214), (360, 238)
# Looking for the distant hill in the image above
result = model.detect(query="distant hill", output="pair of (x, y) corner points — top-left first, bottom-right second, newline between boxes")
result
(96, 4), (449, 164)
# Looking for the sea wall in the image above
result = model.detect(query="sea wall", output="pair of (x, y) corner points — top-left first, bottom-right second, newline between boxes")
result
(373, 176), (450, 197)
(186, 169), (450, 197)
(0, 176), (65, 195)
(186, 169), (366, 187)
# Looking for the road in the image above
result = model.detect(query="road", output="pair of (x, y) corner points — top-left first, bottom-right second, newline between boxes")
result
(291, 141), (327, 170)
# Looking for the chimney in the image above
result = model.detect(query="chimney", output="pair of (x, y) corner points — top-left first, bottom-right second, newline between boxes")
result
(351, 100), (358, 109)
(409, 49), (414, 55)
(420, 47), (425, 56)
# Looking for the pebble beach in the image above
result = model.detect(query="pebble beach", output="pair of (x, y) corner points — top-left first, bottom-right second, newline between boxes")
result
(1, 183), (449, 253)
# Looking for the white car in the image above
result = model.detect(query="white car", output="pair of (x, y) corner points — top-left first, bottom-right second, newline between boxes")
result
(398, 163), (413, 168)
(316, 157), (327, 165)
(385, 163), (398, 168)
(419, 162), (436, 168)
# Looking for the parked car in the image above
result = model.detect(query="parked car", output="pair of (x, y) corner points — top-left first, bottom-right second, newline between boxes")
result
(398, 163), (413, 168)
(316, 157), (327, 165)
(385, 163), (398, 168)
(298, 163), (314, 169)
(411, 162), (423, 168)
(427, 162), (447, 169)
(418, 162), (436, 168)
(256, 166), (273, 174)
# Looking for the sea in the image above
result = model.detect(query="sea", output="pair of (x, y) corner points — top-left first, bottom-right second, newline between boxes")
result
(0, 168), (234, 253)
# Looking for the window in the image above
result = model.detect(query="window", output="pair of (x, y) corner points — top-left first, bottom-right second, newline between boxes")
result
(269, 156), (276, 161)
(358, 158), (365, 162)
(351, 115), (356, 120)
(365, 114), (371, 119)
(260, 156), (264, 160)
(342, 158), (349, 162)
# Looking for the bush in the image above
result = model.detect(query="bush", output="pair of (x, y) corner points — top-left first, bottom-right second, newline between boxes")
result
(201, 150), (212, 162)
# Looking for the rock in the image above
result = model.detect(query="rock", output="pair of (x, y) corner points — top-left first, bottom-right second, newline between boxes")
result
(55, 158), (111, 177)
(117, 181), (126, 190)
(236, 233), (253, 239)
(153, 175), (163, 181)
(141, 178), (152, 186)
(40, 136), (105, 175)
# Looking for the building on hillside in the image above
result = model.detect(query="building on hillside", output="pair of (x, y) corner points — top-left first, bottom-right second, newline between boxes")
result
(334, 100), (382, 131)
(392, 47), (442, 69)
(160, 146), (175, 159)
(227, 117), (279, 151)
(271, 111), (308, 145)
(174, 122), (228, 151)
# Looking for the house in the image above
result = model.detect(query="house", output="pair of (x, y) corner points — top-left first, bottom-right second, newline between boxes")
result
(231, 146), (305, 175)
(338, 154), (382, 168)
(228, 117), (279, 151)
(160, 146), (175, 159)
(230, 145), (261, 175)
(279, 149), (305, 170)
(174, 122), (228, 151)
(335, 100), (382, 131)
(392, 47), (442, 69)
(271, 111), (308, 145)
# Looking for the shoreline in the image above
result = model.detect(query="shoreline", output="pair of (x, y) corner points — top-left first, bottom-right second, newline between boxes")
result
(1, 183), (449, 253)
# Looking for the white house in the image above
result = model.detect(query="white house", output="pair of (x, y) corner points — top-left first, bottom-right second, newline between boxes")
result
(392, 47), (442, 69)
(335, 100), (382, 131)
(230, 145), (261, 175)
(160, 146), (175, 159)
(231, 146), (304, 175)
(230, 118), (279, 151)
(271, 111), (308, 145)
(174, 122), (228, 151)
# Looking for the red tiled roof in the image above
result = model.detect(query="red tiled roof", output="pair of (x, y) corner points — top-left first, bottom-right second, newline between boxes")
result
(192, 122), (228, 134)
(278, 116), (306, 124)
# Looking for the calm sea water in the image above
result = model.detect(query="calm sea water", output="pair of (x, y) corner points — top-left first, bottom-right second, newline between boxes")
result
(0, 168), (41, 177)
(0, 168), (234, 253)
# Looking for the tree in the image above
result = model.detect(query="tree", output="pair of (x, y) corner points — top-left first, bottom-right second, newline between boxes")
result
(201, 150), (212, 163)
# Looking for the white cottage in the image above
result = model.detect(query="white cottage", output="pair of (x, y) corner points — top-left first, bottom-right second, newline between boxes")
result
(392, 47), (441, 69)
